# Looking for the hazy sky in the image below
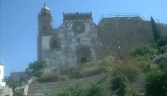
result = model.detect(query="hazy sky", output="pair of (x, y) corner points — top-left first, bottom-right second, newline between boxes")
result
(0, 0), (167, 76)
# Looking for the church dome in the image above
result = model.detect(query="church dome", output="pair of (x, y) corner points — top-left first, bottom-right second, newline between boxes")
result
(39, 3), (51, 16)
(42, 3), (49, 10)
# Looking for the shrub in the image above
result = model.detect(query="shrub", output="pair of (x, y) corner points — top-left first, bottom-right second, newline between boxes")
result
(25, 61), (46, 77)
(70, 60), (110, 78)
(119, 52), (133, 61)
(157, 37), (167, 47)
(125, 85), (139, 96)
(142, 64), (159, 73)
(130, 45), (155, 59)
(158, 44), (167, 54)
(59, 75), (69, 81)
(145, 70), (167, 96)
(111, 74), (129, 96)
(113, 64), (142, 82)
(51, 81), (87, 96)
(36, 73), (59, 82)
(86, 82), (111, 96)
(80, 66), (107, 77)
(159, 62), (167, 71)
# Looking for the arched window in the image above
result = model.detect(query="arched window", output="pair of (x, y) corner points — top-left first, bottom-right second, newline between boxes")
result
(52, 40), (58, 48)
(50, 36), (60, 49)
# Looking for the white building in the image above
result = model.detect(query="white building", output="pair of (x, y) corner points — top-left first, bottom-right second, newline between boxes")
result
(0, 63), (6, 86)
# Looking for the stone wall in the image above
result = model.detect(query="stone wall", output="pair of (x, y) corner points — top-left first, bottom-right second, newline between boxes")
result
(10, 72), (30, 83)
(97, 17), (154, 59)
(97, 17), (167, 59)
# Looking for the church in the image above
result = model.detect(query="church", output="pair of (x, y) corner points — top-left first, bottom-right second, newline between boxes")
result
(37, 3), (97, 72)
(37, 3), (167, 72)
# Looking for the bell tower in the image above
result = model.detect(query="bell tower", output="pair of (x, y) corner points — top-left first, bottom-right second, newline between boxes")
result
(37, 3), (53, 60)
(38, 3), (53, 35)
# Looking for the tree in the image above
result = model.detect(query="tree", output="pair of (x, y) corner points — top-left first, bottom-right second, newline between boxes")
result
(151, 16), (160, 42)
(111, 74), (129, 96)
(25, 61), (46, 77)
(146, 70), (167, 96)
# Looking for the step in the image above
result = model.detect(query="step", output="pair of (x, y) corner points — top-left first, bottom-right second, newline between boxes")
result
(28, 73), (108, 95)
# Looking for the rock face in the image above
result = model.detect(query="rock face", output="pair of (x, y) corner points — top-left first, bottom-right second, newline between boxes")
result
(37, 4), (167, 72)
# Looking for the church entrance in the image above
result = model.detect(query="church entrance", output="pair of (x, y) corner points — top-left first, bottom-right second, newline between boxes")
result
(80, 57), (87, 63)
(77, 46), (90, 64)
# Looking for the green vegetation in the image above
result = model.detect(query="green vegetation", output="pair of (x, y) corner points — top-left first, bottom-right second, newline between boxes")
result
(35, 59), (111, 82)
(25, 61), (46, 77)
(51, 81), (112, 96)
(156, 37), (167, 54)
(8, 82), (24, 96)
(145, 69), (167, 96)
(111, 74), (129, 96)
(157, 37), (167, 47)
(25, 41), (167, 96)
(151, 16), (160, 42)
(113, 64), (143, 82)
(130, 44), (155, 59)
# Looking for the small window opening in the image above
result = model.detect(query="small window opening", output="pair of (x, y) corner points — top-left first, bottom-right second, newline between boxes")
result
(52, 40), (58, 48)
(81, 57), (87, 63)
(44, 12), (46, 15)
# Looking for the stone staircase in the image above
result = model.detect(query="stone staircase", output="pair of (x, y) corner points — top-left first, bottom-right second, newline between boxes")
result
(27, 73), (108, 96)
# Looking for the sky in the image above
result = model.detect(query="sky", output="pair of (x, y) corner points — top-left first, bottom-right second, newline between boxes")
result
(0, 0), (167, 76)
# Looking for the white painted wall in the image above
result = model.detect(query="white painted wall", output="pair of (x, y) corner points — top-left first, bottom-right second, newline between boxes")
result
(42, 36), (51, 51)
(0, 64), (6, 86)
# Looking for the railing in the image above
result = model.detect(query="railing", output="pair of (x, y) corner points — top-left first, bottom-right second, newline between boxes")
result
(98, 13), (148, 23)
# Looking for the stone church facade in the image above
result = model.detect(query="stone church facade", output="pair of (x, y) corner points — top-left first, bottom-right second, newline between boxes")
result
(38, 3), (97, 72)
(38, 3), (167, 72)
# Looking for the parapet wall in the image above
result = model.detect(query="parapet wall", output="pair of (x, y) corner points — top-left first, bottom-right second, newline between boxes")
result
(63, 12), (92, 21)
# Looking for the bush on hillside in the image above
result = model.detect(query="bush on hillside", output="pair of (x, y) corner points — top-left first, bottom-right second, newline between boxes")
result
(51, 82), (87, 96)
(119, 52), (133, 61)
(113, 64), (143, 82)
(159, 62), (167, 70)
(36, 74), (58, 82)
(157, 37), (167, 47)
(86, 82), (111, 96)
(111, 74), (129, 96)
(158, 44), (167, 54)
(70, 60), (110, 78)
(130, 45), (155, 59)
(51, 81), (112, 96)
(125, 85), (139, 96)
(145, 70), (167, 96)
(25, 61), (46, 77)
